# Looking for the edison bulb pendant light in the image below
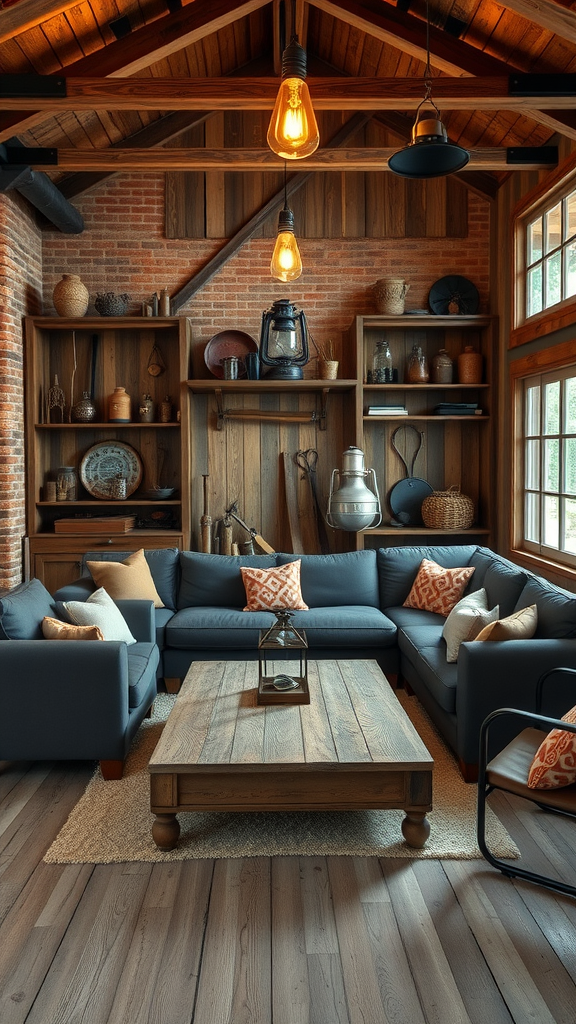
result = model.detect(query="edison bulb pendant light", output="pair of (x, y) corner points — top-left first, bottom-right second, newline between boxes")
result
(271, 205), (302, 282)
(267, 38), (319, 160)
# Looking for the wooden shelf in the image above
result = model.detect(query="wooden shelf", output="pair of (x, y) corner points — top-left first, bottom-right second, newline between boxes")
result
(363, 415), (489, 421)
(38, 499), (181, 506)
(35, 421), (180, 429)
(362, 382), (489, 390)
(362, 526), (491, 537)
(186, 378), (357, 393)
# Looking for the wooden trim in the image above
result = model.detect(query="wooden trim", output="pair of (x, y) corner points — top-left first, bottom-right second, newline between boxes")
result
(509, 337), (576, 376)
(510, 300), (576, 348)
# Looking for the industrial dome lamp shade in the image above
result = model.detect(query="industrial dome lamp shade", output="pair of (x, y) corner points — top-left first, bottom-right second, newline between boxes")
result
(388, 111), (470, 179)
(267, 29), (319, 160)
(388, 0), (469, 179)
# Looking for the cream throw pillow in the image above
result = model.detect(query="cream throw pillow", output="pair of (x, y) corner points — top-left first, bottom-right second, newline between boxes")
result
(42, 616), (104, 641)
(61, 588), (136, 644)
(86, 549), (164, 608)
(442, 589), (500, 662)
(474, 603), (538, 642)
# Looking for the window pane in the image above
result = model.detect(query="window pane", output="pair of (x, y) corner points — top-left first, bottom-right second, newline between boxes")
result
(565, 438), (576, 494)
(527, 265), (542, 316)
(565, 498), (576, 553)
(525, 492), (539, 543)
(544, 438), (559, 491)
(525, 384), (540, 434)
(525, 439), (540, 488)
(565, 377), (576, 433)
(566, 190), (576, 241)
(545, 203), (562, 253)
(527, 217), (543, 263)
(565, 241), (576, 299)
(544, 494), (559, 548)
(545, 251), (561, 307)
(544, 380), (560, 434)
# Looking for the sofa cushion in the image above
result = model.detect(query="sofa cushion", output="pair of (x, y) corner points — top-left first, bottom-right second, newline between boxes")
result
(241, 560), (308, 611)
(514, 576), (576, 638)
(403, 559), (475, 616)
(86, 549), (165, 609)
(391, 609), (458, 713)
(127, 642), (160, 708)
(166, 605), (397, 650)
(178, 552), (277, 609)
(0, 578), (56, 640)
(277, 549), (379, 608)
(60, 588), (136, 644)
(81, 548), (180, 611)
(468, 550), (527, 617)
(377, 545), (478, 608)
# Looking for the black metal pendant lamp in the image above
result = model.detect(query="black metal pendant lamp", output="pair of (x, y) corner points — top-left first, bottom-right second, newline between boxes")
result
(388, 2), (469, 179)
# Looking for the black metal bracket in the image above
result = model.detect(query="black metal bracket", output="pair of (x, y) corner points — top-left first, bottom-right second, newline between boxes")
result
(0, 74), (66, 98)
(0, 144), (58, 167)
(506, 146), (558, 165)
(509, 73), (576, 96)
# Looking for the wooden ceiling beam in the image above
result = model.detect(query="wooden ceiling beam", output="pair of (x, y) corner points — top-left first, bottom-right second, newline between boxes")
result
(31, 146), (558, 172)
(0, 0), (269, 142)
(3, 76), (575, 110)
(493, 0), (576, 44)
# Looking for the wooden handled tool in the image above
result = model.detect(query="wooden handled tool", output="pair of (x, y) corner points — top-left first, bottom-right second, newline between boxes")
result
(200, 475), (212, 553)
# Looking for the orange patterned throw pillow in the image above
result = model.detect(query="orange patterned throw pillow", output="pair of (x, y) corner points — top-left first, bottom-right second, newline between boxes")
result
(403, 558), (475, 616)
(241, 560), (309, 612)
(527, 706), (576, 789)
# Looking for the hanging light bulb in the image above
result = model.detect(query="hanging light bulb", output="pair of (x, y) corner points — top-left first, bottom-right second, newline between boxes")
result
(271, 166), (302, 282)
(388, 0), (469, 179)
(267, 1), (319, 161)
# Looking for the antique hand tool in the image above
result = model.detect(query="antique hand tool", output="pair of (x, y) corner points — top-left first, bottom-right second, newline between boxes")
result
(295, 449), (330, 554)
(200, 474), (212, 553)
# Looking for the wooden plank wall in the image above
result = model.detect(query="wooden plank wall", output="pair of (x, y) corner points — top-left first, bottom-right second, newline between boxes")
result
(165, 113), (468, 240)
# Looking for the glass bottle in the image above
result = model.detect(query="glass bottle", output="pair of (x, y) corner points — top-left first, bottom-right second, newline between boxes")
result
(407, 344), (429, 383)
(372, 340), (393, 383)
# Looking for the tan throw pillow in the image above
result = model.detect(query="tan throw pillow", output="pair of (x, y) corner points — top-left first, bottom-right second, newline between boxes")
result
(527, 705), (576, 790)
(42, 616), (104, 640)
(86, 549), (164, 608)
(403, 558), (475, 616)
(241, 560), (309, 612)
(474, 604), (538, 642)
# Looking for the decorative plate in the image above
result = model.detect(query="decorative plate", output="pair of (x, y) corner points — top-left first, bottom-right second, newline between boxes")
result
(428, 275), (479, 315)
(80, 441), (143, 499)
(204, 330), (258, 379)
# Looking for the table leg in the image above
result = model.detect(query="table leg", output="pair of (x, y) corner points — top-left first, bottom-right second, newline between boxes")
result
(152, 813), (180, 850)
(401, 811), (430, 849)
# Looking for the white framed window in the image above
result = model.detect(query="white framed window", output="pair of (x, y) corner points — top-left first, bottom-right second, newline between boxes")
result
(521, 365), (576, 568)
(525, 189), (576, 319)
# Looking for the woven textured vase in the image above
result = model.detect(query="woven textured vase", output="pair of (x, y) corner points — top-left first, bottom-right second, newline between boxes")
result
(53, 274), (89, 317)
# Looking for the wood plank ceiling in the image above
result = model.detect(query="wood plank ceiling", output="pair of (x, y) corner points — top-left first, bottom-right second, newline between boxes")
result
(1, 0), (576, 198)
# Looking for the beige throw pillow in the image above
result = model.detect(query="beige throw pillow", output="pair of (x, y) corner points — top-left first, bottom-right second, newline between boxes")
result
(442, 589), (500, 662)
(42, 616), (104, 641)
(474, 603), (538, 642)
(86, 549), (164, 608)
(61, 588), (136, 644)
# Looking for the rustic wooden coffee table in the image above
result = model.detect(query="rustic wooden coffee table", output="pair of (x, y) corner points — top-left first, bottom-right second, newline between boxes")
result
(149, 659), (433, 851)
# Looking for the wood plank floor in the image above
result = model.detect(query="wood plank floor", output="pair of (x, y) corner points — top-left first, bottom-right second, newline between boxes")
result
(1, 757), (575, 1024)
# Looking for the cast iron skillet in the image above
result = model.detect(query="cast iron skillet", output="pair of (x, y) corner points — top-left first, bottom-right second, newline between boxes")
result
(389, 424), (433, 526)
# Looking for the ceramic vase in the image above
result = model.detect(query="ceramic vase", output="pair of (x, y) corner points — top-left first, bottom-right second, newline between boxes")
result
(458, 346), (483, 383)
(71, 391), (97, 422)
(431, 349), (453, 384)
(53, 274), (89, 317)
(108, 386), (131, 422)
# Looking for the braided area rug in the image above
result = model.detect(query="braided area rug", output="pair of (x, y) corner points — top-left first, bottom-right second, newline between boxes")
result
(44, 691), (519, 864)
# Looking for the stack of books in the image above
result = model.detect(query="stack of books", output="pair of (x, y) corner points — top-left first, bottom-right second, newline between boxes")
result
(366, 405), (408, 416)
(434, 403), (482, 416)
(54, 515), (136, 534)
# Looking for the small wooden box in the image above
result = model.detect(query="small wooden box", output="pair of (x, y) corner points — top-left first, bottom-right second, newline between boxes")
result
(257, 674), (310, 705)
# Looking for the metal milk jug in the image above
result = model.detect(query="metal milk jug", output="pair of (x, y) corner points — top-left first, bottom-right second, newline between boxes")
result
(326, 446), (382, 531)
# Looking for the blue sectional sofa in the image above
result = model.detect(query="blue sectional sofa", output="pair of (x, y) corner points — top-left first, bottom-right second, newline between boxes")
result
(53, 543), (576, 780)
(0, 578), (159, 778)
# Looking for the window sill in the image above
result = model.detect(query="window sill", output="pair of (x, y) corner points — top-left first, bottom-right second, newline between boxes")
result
(510, 548), (576, 590)
(511, 298), (576, 349)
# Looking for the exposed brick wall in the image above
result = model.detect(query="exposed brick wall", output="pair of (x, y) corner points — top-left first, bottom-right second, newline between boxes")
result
(0, 192), (42, 591)
(42, 173), (491, 370)
(1, 172), (490, 588)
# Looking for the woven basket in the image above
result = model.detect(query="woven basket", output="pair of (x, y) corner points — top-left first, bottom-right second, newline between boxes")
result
(421, 486), (475, 530)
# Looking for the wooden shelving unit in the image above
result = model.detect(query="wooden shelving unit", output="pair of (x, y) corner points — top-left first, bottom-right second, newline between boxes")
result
(24, 316), (192, 591)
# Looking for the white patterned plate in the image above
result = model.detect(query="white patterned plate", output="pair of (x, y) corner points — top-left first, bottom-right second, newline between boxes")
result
(80, 441), (143, 499)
